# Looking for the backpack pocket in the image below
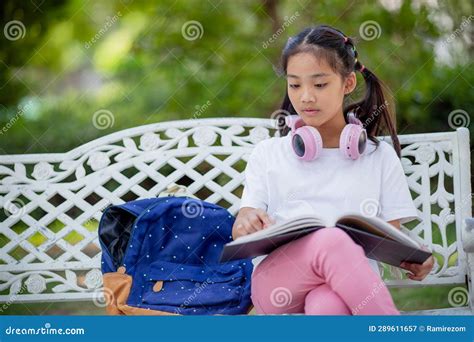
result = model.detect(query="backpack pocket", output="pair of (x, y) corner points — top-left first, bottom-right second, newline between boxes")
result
(142, 260), (245, 308)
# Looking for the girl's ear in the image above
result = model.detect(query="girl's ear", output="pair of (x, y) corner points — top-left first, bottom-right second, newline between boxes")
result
(343, 72), (357, 95)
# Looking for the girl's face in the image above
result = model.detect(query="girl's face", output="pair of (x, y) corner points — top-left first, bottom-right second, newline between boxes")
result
(286, 52), (356, 129)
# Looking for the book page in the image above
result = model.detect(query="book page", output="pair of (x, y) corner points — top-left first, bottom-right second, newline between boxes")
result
(230, 215), (326, 244)
(335, 213), (420, 249)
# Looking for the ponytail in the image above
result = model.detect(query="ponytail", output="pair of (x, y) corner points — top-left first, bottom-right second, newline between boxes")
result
(346, 65), (401, 157)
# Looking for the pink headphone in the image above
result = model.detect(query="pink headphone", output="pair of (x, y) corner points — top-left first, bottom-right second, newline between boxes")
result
(285, 112), (367, 161)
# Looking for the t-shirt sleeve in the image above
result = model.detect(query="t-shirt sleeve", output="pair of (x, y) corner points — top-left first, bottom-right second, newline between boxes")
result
(239, 142), (268, 210)
(379, 142), (419, 224)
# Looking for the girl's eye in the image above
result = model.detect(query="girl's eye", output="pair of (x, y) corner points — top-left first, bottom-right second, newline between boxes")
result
(289, 84), (300, 89)
(315, 83), (328, 88)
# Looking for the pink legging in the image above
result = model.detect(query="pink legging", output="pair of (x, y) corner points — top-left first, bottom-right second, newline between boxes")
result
(251, 227), (400, 315)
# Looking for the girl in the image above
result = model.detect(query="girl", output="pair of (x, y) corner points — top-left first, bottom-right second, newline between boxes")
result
(232, 25), (435, 315)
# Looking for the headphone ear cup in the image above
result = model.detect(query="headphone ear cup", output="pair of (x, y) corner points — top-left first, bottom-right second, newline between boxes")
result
(292, 126), (323, 161)
(340, 124), (367, 160)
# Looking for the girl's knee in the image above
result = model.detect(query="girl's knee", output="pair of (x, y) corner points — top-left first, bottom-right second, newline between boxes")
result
(304, 284), (351, 315)
(251, 270), (302, 315)
(251, 283), (300, 315)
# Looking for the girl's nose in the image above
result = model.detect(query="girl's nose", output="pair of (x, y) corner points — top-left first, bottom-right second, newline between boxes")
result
(301, 89), (316, 103)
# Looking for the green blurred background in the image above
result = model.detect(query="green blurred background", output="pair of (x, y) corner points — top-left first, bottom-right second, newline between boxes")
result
(1, 0), (472, 155)
(0, 0), (472, 314)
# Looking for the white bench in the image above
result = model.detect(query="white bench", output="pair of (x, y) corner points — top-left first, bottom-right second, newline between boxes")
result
(0, 118), (472, 315)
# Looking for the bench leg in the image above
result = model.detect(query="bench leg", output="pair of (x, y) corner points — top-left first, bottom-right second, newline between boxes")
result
(467, 253), (474, 313)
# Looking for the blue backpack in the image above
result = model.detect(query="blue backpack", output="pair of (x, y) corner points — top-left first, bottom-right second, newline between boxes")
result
(98, 196), (253, 315)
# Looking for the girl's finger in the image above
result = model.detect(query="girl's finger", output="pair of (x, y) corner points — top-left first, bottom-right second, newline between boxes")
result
(408, 263), (422, 273)
(256, 209), (273, 227)
(240, 219), (258, 234)
(234, 223), (250, 238)
(412, 268), (428, 278)
(401, 262), (417, 272)
(248, 215), (265, 231)
(408, 273), (425, 281)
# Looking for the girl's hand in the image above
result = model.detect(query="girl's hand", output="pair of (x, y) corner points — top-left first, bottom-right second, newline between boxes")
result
(400, 246), (435, 281)
(232, 207), (275, 240)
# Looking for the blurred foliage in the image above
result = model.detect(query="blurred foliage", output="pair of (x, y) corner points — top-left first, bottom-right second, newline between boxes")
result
(0, 0), (472, 155)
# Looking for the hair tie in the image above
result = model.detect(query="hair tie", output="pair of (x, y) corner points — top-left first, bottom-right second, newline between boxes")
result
(359, 64), (365, 73)
(343, 36), (348, 43)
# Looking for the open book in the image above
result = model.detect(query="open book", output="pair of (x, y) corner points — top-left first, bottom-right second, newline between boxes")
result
(219, 213), (432, 268)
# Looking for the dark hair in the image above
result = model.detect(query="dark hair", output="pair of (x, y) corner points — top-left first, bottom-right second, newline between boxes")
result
(276, 25), (401, 157)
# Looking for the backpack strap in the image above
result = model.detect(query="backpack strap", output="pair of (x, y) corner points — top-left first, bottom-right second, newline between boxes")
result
(158, 183), (198, 199)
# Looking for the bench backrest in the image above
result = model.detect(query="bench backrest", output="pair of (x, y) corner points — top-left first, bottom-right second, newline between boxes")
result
(0, 118), (472, 303)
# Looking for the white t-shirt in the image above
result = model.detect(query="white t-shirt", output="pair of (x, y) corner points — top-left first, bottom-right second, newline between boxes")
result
(239, 134), (419, 275)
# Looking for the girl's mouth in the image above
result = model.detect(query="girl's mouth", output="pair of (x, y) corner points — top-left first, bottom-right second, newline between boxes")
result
(302, 109), (320, 115)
